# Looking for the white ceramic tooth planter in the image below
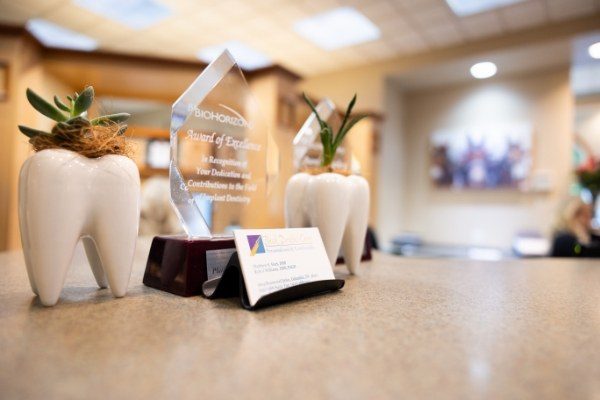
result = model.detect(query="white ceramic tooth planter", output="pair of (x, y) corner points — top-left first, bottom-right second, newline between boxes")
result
(19, 149), (140, 306)
(285, 172), (369, 274)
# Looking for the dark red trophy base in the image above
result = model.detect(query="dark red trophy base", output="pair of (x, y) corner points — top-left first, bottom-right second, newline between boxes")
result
(143, 235), (236, 297)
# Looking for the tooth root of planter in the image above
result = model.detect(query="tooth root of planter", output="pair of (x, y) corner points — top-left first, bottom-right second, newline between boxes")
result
(82, 237), (109, 289)
(92, 211), (138, 297)
(285, 172), (370, 274)
(19, 158), (38, 296)
(341, 176), (370, 274)
(19, 149), (140, 306)
(26, 223), (81, 307)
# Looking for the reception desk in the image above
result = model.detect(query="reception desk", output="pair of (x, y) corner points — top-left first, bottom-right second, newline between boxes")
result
(1, 239), (599, 399)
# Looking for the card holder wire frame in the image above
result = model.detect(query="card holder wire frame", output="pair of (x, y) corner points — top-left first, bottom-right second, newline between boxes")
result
(202, 253), (345, 310)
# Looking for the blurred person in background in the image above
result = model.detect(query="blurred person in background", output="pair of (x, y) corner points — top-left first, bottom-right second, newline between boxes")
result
(551, 197), (600, 257)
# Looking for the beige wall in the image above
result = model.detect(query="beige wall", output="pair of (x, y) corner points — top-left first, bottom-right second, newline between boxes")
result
(376, 79), (407, 250)
(0, 35), (21, 251)
(397, 68), (573, 248)
(244, 72), (286, 229)
(0, 35), (57, 251)
(576, 98), (600, 156)
(0, 35), (84, 250)
(346, 117), (380, 225)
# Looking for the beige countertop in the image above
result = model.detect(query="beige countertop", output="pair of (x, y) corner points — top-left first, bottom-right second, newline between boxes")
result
(1, 239), (599, 400)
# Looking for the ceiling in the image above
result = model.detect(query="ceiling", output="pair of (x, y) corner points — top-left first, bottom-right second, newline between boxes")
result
(392, 38), (572, 90)
(0, 0), (599, 76)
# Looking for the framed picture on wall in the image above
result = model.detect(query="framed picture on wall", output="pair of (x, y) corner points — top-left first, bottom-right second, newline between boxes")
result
(429, 123), (533, 189)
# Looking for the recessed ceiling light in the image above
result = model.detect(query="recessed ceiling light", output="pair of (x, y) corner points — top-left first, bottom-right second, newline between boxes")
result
(26, 19), (98, 51)
(74, 0), (171, 30)
(197, 41), (271, 71)
(294, 7), (380, 51)
(470, 62), (497, 79)
(589, 42), (600, 59)
(446, 0), (524, 16)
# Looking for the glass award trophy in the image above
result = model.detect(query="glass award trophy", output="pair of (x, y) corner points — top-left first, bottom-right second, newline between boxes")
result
(143, 50), (274, 296)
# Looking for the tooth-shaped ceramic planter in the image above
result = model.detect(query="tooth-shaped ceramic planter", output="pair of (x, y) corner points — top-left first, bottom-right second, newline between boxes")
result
(19, 149), (140, 306)
(285, 172), (369, 274)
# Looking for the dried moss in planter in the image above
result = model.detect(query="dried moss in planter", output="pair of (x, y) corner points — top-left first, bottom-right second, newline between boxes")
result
(18, 86), (132, 158)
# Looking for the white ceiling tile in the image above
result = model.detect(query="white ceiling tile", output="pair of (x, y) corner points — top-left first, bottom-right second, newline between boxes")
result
(422, 23), (464, 47)
(370, 22), (402, 40)
(166, 0), (204, 14)
(410, 6), (455, 26)
(457, 12), (504, 40)
(377, 15), (413, 34)
(331, 50), (365, 64)
(271, 3), (311, 24)
(500, 0), (547, 31)
(387, 31), (429, 49)
(358, 1), (402, 22)
(7, 0), (66, 14)
(302, 0), (341, 13)
(545, 0), (596, 20)
(244, 16), (275, 34)
(209, 0), (259, 21)
(356, 40), (395, 57)
(39, 5), (98, 30)
(395, 0), (444, 12)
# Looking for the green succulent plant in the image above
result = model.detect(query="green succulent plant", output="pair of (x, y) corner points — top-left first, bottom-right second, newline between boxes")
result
(18, 86), (130, 140)
(303, 92), (366, 168)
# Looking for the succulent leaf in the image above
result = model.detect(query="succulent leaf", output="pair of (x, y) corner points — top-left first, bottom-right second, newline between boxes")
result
(342, 114), (367, 135)
(54, 96), (71, 112)
(337, 94), (357, 139)
(18, 125), (51, 138)
(91, 113), (131, 126)
(65, 116), (90, 124)
(302, 92), (364, 169)
(72, 86), (94, 116)
(320, 126), (335, 167)
(26, 88), (67, 122)
(302, 93), (327, 130)
(333, 114), (367, 150)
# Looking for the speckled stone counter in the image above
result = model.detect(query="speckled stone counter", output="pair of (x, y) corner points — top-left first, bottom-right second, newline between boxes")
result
(1, 239), (599, 400)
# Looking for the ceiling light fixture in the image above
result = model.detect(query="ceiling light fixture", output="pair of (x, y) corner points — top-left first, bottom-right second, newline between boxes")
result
(470, 62), (497, 79)
(294, 7), (380, 51)
(445, 0), (524, 16)
(197, 41), (272, 71)
(73, 0), (171, 30)
(589, 42), (600, 60)
(26, 19), (98, 51)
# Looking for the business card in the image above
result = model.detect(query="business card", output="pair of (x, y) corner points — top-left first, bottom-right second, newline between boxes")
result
(233, 228), (334, 306)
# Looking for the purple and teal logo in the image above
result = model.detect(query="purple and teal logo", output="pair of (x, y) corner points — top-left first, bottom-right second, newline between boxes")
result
(247, 235), (265, 256)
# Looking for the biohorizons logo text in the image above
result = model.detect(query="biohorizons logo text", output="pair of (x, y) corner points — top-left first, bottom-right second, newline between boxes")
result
(188, 103), (253, 129)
